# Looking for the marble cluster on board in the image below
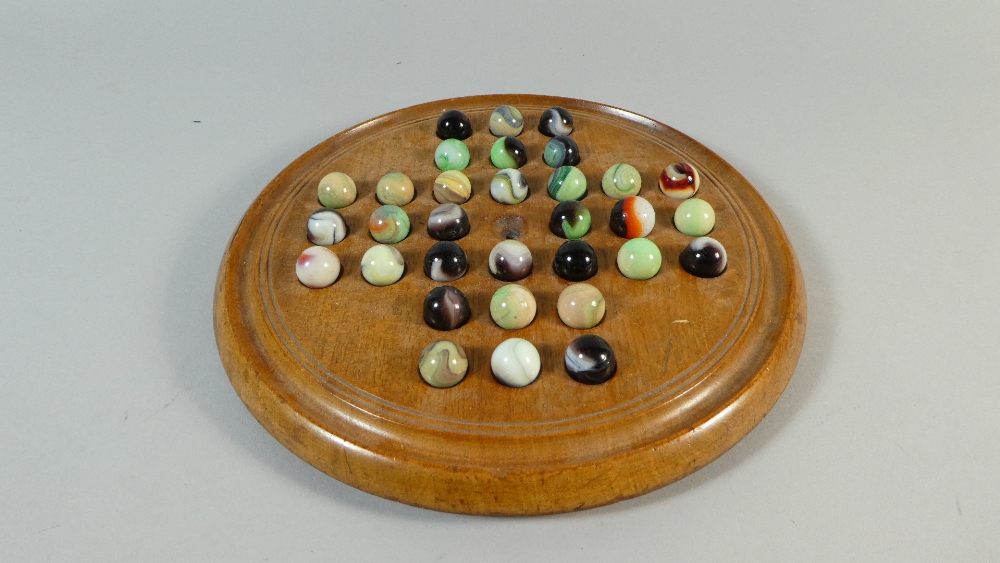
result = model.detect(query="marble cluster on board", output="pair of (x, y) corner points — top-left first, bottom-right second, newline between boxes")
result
(295, 103), (730, 390)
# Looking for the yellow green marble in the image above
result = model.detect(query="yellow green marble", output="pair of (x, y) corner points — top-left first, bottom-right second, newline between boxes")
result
(601, 163), (641, 199)
(616, 237), (662, 280)
(673, 198), (716, 236)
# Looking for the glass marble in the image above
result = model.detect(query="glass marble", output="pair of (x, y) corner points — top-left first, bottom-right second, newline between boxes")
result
(557, 283), (606, 329)
(659, 162), (701, 200)
(418, 340), (468, 389)
(565, 335), (617, 385)
(553, 240), (598, 282)
(318, 172), (357, 209)
(490, 136), (528, 169)
(491, 338), (541, 388)
(673, 198), (716, 237)
(680, 236), (728, 278)
(369, 205), (410, 244)
(547, 166), (587, 201)
(306, 208), (347, 246)
(538, 106), (574, 136)
(434, 138), (471, 172)
(423, 241), (468, 282)
(616, 237), (662, 280)
(295, 246), (341, 289)
(609, 196), (655, 239)
(427, 203), (470, 241)
(543, 135), (580, 168)
(601, 163), (641, 199)
(376, 172), (415, 206)
(549, 200), (591, 240)
(489, 105), (524, 136)
(436, 109), (472, 140)
(361, 244), (405, 286)
(490, 169), (529, 204)
(423, 285), (471, 331)
(490, 284), (537, 330)
(489, 239), (532, 281)
(433, 170), (472, 204)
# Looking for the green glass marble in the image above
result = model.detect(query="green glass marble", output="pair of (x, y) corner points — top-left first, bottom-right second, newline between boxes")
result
(418, 340), (468, 388)
(616, 237), (662, 280)
(547, 166), (587, 201)
(673, 198), (716, 236)
(434, 138), (470, 172)
(361, 244), (405, 286)
(369, 205), (410, 244)
(601, 163), (641, 199)
(490, 136), (527, 169)
(549, 200), (591, 240)
(318, 172), (357, 208)
(489, 284), (537, 330)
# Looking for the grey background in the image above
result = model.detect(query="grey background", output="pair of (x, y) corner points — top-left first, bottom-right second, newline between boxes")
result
(2, 1), (997, 561)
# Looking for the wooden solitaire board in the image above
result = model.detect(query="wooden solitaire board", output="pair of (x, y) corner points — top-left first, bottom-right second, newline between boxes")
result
(214, 94), (806, 515)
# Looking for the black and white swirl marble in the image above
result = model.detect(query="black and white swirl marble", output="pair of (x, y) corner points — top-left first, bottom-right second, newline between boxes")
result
(306, 208), (347, 246)
(538, 106), (574, 136)
(543, 135), (580, 167)
(489, 239), (533, 281)
(564, 335), (617, 385)
(423, 241), (468, 282)
(679, 236), (728, 278)
(427, 203), (471, 241)
(423, 285), (471, 331)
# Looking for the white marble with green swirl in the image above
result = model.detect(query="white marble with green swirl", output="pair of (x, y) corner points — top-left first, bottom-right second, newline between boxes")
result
(601, 163), (642, 199)
(418, 340), (468, 388)
(489, 284), (537, 330)
(547, 165), (587, 201)
(434, 138), (470, 172)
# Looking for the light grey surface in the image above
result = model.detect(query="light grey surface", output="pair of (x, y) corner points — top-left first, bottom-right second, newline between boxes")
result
(2, 1), (998, 561)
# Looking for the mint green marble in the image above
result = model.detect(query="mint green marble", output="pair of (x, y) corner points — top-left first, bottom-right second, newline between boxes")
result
(601, 163), (641, 199)
(547, 166), (587, 201)
(434, 139), (470, 172)
(673, 198), (716, 237)
(616, 237), (662, 280)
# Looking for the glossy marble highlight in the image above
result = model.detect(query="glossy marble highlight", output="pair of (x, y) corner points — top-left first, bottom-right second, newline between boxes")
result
(565, 335), (617, 385)
(418, 340), (469, 389)
(609, 196), (655, 239)
(368, 205), (410, 244)
(306, 208), (347, 246)
(423, 285), (471, 331)
(616, 237), (662, 280)
(490, 169), (529, 204)
(673, 198), (716, 237)
(376, 172), (415, 206)
(547, 166), (587, 201)
(490, 136), (528, 169)
(680, 236), (728, 278)
(427, 203), (470, 241)
(601, 163), (641, 199)
(549, 200), (591, 240)
(489, 284), (537, 330)
(433, 170), (472, 204)
(543, 135), (580, 167)
(556, 283), (605, 329)
(489, 105), (524, 136)
(489, 239), (532, 281)
(553, 240), (598, 282)
(491, 338), (541, 388)
(317, 172), (357, 209)
(423, 241), (468, 282)
(538, 106), (574, 136)
(658, 162), (700, 200)
(361, 244), (405, 286)
(436, 109), (472, 140)
(434, 138), (471, 172)
(295, 246), (341, 289)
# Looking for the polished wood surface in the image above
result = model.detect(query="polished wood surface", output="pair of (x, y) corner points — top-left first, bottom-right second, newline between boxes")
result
(214, 94), (806, 515)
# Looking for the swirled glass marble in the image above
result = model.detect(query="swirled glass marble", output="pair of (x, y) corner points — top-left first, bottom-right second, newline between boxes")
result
(423, 286), (471, 331)
(547, 166), (587, 201)
(418, 340), (468, 388)
(368, 205), (410, 244)
(433, 170), (472, 204)
(361, 244), (405, 286)
(489, 105), (524, 136)
(553, 240), (598, 282)
(423, 241), (468, 282)
(491, 338), (541, 388)
(565, 335), (617, 385)
(549, 200), (591, 240)
(616, 237), (661, 280)
(543, 135), (580, 167)
(490, 169), (529, 204)
(490, 284), (537, 330)
(306, 208), (347, 246)
(436, 109), (472, 140)
(490, 136), (528, 169)
(295, 246), (341, 289)
(376, 172), (415, 206)
(489, 240), (532, 281)
(538, 106), (574, 136)
(680, 237), (727, 278)
(673, 198), (716, 237)
(317, 172), (357, 209)
(434, 138), (470, 172)
(557, 283), (605, 329)
(658, 162), (700, 200)
(427, 203), (470, 241)
(609, 196), (655, 239)
(601, 163), (641, 199)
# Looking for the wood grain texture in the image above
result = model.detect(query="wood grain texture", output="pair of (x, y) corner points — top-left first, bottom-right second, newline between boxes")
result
(214, 94), (807, 515)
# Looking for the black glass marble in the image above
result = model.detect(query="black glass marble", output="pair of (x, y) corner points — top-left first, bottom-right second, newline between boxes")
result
(427, 203), (470, 241)
(552, 240), (598, 281)
(498, 136), (528, 168)
(543, 135), (580, 167)
(423, 241), (468, 282)
(538, 106), (574, 137)
(679, 237), (728, 278)
(436, 109), (472, 140)
(549, 200), (591, 239)
(423, 286), (471, 331)
(564, 335), (617, 384)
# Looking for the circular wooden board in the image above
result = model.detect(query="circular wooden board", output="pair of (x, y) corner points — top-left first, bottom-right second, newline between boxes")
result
(214, 95), (806, 515)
